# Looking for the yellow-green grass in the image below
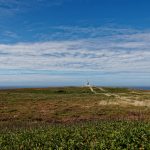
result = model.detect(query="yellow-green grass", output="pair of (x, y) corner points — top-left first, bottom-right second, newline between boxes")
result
(1, 121), (150, 149)
(0, 87), (150, 129)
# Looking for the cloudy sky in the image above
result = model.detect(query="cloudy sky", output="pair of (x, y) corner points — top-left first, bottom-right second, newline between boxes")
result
(0, 0), (150, 87)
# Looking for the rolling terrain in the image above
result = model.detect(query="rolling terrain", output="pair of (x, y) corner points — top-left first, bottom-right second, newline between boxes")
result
(1, 87), (150, 149)
(1, 87), (150, 126)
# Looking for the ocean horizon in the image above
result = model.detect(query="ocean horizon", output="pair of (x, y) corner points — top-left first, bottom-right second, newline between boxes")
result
(0, 85), (150, 90)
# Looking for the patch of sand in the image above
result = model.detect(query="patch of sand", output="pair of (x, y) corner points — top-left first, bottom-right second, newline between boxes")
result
(98, 87), (106, 92)
(86, 86), (150, 107)
(99, 99), (150, 107)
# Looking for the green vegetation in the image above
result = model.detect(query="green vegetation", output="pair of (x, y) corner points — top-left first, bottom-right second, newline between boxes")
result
(1, 121), (150, 149)
(0, 87), (150, 149)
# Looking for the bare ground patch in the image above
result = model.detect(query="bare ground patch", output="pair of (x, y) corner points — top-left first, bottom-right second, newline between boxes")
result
(99, 99), (150, 107)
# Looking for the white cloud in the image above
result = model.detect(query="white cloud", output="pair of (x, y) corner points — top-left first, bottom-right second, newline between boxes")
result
(0, 27), (150, 74)
(0, 26), (150, 86)
(0, 0), (67, 18)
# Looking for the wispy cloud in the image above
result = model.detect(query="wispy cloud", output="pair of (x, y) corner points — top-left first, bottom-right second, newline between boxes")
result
(32, 25), (139, 41)
(0, 0), (68, 17)
(0, 26), (150, 86)
(0, 26), (150, 72)
(2, 31), (19, 38)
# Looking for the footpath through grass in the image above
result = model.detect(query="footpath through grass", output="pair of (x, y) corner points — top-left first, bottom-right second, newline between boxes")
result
(1, 121), (150, 150)
(1, 87), (150, 149)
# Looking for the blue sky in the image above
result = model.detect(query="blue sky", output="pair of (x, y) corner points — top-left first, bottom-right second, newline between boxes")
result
(0, 0), (150, 87)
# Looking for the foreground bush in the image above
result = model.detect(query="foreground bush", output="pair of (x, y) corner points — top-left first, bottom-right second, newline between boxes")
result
(1, 121), (150, 150)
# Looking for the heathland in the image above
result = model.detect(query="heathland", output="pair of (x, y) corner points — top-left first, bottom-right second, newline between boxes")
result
(0, 87), (150, 149)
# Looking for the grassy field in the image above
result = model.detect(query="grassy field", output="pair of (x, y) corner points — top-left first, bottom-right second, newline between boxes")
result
(0, 86), (150, 149)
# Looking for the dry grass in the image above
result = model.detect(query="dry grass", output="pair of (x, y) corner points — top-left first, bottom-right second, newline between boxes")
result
(0, 87), (150, 128)
(99, 99), (150, 107)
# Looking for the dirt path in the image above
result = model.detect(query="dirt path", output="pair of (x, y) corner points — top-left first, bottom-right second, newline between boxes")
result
(88, 86), (111, 96)
(88, 86), (97, 94)
(98, 87), (106, 92)
(99, 98), (150, 107)
(87, 86), (150, 107)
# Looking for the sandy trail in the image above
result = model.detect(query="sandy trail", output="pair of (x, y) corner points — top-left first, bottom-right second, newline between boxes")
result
(98, 87), (106, 92)
(88, 86), (116, 97)
(99, 99), (150, 107)
(87, 86), (150, 107)
(88, 86), (111, 96)
(88, 86), (97, 94)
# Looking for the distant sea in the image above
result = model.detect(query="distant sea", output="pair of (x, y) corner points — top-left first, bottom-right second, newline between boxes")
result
(0, 86), (150, 90)
(129, 87), (150, 90)
(0, 86), (47, 89)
